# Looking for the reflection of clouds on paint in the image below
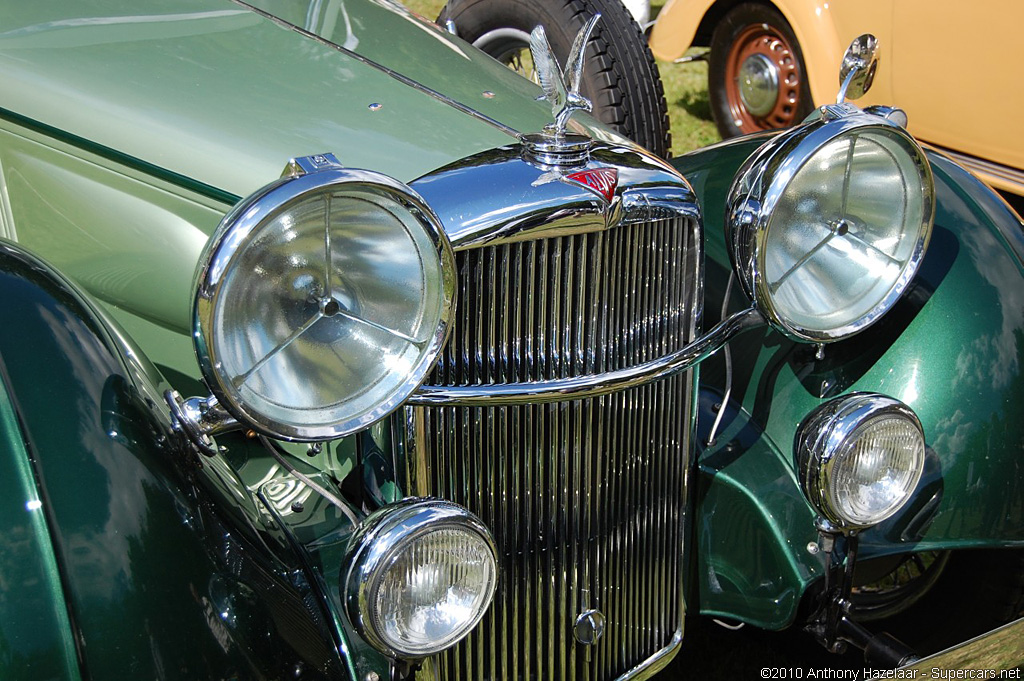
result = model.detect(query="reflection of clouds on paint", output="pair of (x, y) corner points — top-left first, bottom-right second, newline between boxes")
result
(932, 409), (977, 458)
(38, 303), (157, 602)
(942, 188), (1024, 393)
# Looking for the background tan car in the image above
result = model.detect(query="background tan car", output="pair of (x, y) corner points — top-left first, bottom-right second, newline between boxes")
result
(650, 0), (1024, 195)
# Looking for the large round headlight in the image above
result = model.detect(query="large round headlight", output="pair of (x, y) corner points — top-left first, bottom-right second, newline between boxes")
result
(728, 112), (934, 342)
(193, 166), (455, 441)
(796, 393), (925, 529)
(345, 499), (498, 658)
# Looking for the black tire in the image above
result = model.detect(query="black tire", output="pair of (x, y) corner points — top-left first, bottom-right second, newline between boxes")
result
(441, 0), (672, 158)
(850, 551), (951, 622)
(708, 3), (812, 139)
(853, 549), (1024, 655)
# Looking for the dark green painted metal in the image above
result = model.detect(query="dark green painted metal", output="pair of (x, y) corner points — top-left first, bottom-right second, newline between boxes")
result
(0, 241), (354, 679)
(0, 366), (81, 680)
(672, 137), (1024, 629)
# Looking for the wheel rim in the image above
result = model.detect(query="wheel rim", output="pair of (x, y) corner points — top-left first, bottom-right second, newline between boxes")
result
(472, 28), (537, 80)
(850, 551), (950, 621)
(724, 23), (804, 133)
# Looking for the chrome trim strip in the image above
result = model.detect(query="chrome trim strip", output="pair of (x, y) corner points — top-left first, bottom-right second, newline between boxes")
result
(228, 0), (521, 139)
(897, 617), (1024, 675)
(408, 307), (762, 406)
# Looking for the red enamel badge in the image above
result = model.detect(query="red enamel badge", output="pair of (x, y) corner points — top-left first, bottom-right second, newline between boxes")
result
(566, 168), (619, 202)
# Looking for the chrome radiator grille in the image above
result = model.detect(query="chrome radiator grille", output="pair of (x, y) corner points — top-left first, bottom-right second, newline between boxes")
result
(406, 216), (699, 681)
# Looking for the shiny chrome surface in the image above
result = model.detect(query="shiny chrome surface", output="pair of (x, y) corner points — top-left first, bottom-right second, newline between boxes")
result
(795, 393), (925, 530)
(521, 132), (594, 167)
(165, 390), (237, 456)
(192, 166), (456, 441)
(343, 499), (498, 659)
(405, 197), (699, 679)
(727, 110), (934, 343)
(531, 14), (600, 137)
(408, 306), (760, 405)
(837, 34), (879, 103)
(738, 53), (780, 118)
(410, 141), (697, 249)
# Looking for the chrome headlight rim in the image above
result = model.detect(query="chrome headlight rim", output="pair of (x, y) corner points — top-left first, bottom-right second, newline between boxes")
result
(796, 392), (926, 530)
(344, 498), (498, 659)
(727, 112), (935, 344)
(193, 168), (456, 442)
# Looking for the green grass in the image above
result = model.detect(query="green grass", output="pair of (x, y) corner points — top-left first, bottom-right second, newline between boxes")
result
(402, 0), (720, 156)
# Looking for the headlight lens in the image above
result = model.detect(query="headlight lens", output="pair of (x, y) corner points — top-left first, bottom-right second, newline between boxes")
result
(346, 500), (498, 658)
(796, 393), (925, 529)
(194, 168), (455, 441)
(729, 115), (934, 342)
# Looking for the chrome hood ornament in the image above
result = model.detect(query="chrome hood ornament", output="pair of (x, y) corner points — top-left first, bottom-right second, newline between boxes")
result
(530, 14), (601, 137)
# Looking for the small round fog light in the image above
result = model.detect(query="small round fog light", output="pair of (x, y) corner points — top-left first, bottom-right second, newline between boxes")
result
(796, 394), (925, 529)
(345, 499), (497, 658)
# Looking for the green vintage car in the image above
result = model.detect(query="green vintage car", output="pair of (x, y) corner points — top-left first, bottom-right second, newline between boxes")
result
(0, 1), (1021, 680)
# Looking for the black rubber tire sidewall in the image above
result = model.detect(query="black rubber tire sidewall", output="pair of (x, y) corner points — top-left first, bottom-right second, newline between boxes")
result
(860, 549), (1024, 655)
(708, 3), (813, 139)
(442, 0), (672, 158)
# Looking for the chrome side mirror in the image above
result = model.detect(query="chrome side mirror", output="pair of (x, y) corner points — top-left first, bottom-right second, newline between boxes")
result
(837, 34), (879, 103)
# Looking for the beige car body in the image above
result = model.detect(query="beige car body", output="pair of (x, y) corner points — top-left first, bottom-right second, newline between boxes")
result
(651, 0), (1024, 194)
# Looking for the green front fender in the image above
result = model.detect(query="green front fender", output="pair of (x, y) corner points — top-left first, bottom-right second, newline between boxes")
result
(0, 240), (357, 679)
(673, 136), (1024, 629)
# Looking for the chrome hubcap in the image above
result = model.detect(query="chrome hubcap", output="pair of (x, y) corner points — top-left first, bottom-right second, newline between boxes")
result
(737, 53), (779, 117)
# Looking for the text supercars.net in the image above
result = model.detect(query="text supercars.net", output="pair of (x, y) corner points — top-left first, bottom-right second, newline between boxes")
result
(759, 668), (1022, 680)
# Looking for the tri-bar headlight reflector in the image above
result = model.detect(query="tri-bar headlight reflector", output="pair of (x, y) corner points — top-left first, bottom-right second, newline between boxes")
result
(193, 167), (455, 441)
(796, 393), (926, 529)
(345, 499), (498, 658)
(728, 113), (934, 343)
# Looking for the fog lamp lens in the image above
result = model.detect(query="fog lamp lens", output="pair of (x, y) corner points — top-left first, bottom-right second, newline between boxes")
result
(797, 394), (925, 529)
(346, 500), (497, 658)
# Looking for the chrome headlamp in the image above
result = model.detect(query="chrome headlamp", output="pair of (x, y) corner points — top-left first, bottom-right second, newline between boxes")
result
(727, 111), (934, 343)
(796, 393), (925, 529)
(192, 161), (455, 441)
(344, 499), (498, 659)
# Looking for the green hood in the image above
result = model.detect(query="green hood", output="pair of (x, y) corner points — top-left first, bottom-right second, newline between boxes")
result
(0, 0), (560, 197)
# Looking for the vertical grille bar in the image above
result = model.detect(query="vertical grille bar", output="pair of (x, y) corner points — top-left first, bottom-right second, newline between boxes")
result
(409, 217), (697, 681)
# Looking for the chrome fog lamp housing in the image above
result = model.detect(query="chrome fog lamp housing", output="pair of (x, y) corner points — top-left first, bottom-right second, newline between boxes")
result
(344, 499), (498, 659)
(727, 112), (934, 343)
(796, 393), (925, 530)
(192, 163), (455, 441)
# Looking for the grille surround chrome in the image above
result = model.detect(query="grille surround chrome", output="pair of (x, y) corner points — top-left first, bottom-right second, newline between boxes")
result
(401, 140), (703, 681)
(403, 215), (700, 681)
